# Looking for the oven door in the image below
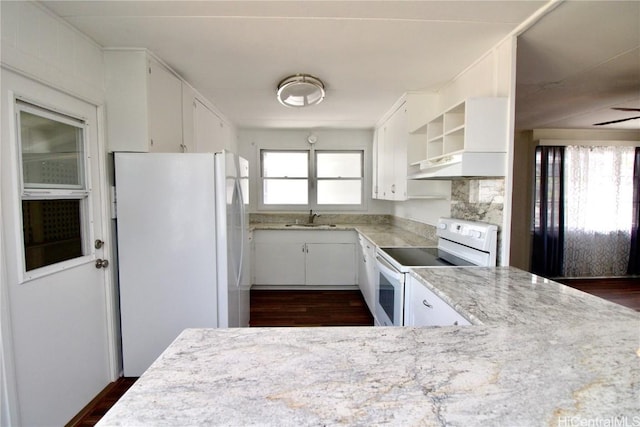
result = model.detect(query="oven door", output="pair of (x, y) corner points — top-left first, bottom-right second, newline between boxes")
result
(375, 255), (405, 326)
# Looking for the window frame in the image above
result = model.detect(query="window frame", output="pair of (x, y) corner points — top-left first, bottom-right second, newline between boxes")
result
(259, 148), (365, 211)
(315, 150), (364, 206)
(15, 99), (95, 282)
(260, 149), (310, 206)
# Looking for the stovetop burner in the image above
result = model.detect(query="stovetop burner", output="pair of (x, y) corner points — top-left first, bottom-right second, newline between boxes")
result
(378, 246), (474, 268)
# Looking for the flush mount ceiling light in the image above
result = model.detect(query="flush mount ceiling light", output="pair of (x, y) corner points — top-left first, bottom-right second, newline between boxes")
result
(276, 74), (325, 108)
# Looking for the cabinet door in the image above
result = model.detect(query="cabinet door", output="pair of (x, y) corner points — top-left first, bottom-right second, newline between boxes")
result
(404, 276), (470, 326)
(387, 105), (408, 200)
(104, 50), (149, 152)
(364, 244), (377, 313)
(306, 243), (356, 286)
(373, 102), (407, 201)
(372, 129), (380, 198)
(380, 125), (395, 199)
(358, 241), (368, 294)
(373, 123), (395, 200)
(147, 58), (183, 153)
(357, 234), (377, 313)
(194, 98), (226, 153)
(371, 126), (388, 200)
(253, 242), (305, 285)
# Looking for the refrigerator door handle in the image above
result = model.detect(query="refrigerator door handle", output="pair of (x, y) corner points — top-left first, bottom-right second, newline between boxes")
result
(234, 158), (245, 289)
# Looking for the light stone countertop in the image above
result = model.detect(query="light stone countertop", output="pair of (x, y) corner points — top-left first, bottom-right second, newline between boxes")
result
(98, 320), (640, 426)
(409, 267), (640, 326)
(97, 226), (640, 426)
(252, 222), (438, 247)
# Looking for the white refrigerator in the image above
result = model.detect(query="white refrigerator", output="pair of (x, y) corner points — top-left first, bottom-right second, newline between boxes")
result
(115, 152), (250, 376)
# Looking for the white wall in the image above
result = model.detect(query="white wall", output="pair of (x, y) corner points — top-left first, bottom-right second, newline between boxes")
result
(391, 37), (518, 262)
(509, 130), (536, 270)
(1, 2), (112, 425)
(0, 1), (105, 105)
(237, 128), (391, 214)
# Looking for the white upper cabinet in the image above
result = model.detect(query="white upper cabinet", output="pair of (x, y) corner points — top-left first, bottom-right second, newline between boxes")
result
(373, 95), (447, 200)
(181, 82), (232, 153)
(408, 97), (509, 179)
(193, 98), (229, 153)
(104, 50), (184, 152)
(425, 97), (508, 161)
(373, 101), (407, 201)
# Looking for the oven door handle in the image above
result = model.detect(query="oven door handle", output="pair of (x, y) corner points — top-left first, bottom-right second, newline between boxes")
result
(376, 255), (402, 279)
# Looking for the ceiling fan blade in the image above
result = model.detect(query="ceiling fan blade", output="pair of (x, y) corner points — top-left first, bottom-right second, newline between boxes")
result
(611, 107), (640, 112)
(593, 115), (640, 126)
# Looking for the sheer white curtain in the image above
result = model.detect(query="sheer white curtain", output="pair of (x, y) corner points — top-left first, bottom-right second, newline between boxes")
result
(563, 146), (635, 277)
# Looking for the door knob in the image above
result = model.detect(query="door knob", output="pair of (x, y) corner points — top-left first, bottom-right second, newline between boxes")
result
(95, 259), (109, 269)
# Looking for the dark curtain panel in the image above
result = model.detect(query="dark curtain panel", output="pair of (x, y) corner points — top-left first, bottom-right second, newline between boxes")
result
(628, 147), (640, 275)
(531, 146), (565, 277)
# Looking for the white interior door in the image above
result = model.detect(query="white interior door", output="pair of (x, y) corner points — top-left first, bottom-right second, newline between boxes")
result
(0, 70), (114, 426)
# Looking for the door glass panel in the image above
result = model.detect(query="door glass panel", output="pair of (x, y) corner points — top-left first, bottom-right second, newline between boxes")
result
(318, 180), (362, 204)
(20, 110), (84, 189)
(22, 200), (84, 271)
(17, 101), (89, 274)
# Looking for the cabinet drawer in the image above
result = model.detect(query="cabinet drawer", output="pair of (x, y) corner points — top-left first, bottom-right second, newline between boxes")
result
(405, 277), (470, 327)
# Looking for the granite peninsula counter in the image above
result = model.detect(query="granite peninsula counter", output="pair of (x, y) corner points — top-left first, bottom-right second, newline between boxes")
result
(98, 267), (640, 426)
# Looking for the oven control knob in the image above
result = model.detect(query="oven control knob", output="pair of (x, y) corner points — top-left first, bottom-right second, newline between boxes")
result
(469, 230), (482, 238)
(438, 223), (447, 230)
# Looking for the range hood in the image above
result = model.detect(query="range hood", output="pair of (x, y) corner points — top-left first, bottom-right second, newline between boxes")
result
(407, 152), (506, 180)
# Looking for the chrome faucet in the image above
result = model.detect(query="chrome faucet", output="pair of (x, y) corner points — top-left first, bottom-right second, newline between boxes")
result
(308, 209), (319, 224)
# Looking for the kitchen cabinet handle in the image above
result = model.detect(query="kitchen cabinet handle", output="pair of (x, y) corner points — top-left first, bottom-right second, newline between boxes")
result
(422, 299), (433, 309)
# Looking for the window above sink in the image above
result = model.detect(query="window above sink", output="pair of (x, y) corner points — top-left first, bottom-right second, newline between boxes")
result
(259, 149), (364, 211)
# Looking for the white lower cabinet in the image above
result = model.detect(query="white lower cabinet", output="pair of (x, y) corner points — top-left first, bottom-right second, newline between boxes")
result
(253, 242), (306, 285)
(357, 233), (377, 314)
(253, 230), (357, 287)
(404, 275), (471, 326)
(306, 243), (357, 286)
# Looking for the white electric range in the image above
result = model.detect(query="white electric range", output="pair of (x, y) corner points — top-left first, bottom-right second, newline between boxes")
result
(374, 217), (498, 326)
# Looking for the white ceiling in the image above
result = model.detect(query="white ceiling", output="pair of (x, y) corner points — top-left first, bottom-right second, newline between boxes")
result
(515, 0), (640, 130)
(41, 1), (639, 131)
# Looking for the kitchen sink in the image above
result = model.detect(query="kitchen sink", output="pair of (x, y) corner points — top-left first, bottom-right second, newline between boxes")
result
(285, 224), (337, 228)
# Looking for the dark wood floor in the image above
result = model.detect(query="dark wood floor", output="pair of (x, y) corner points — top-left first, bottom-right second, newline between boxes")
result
(250, 289), (374, 326)
(70, 282), (638, 425)
(557, 277), (640, 311)
(66, 377), (137, 427)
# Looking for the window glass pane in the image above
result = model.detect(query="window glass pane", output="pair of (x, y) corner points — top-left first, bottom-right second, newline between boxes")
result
(20, 110), (84, 189)
(22, 199), (84, 271)
(263, 179), (308, 204)
(317, 152), (362, 178)
(262, 151), (308, 178)
(318, 180), (362, 204)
